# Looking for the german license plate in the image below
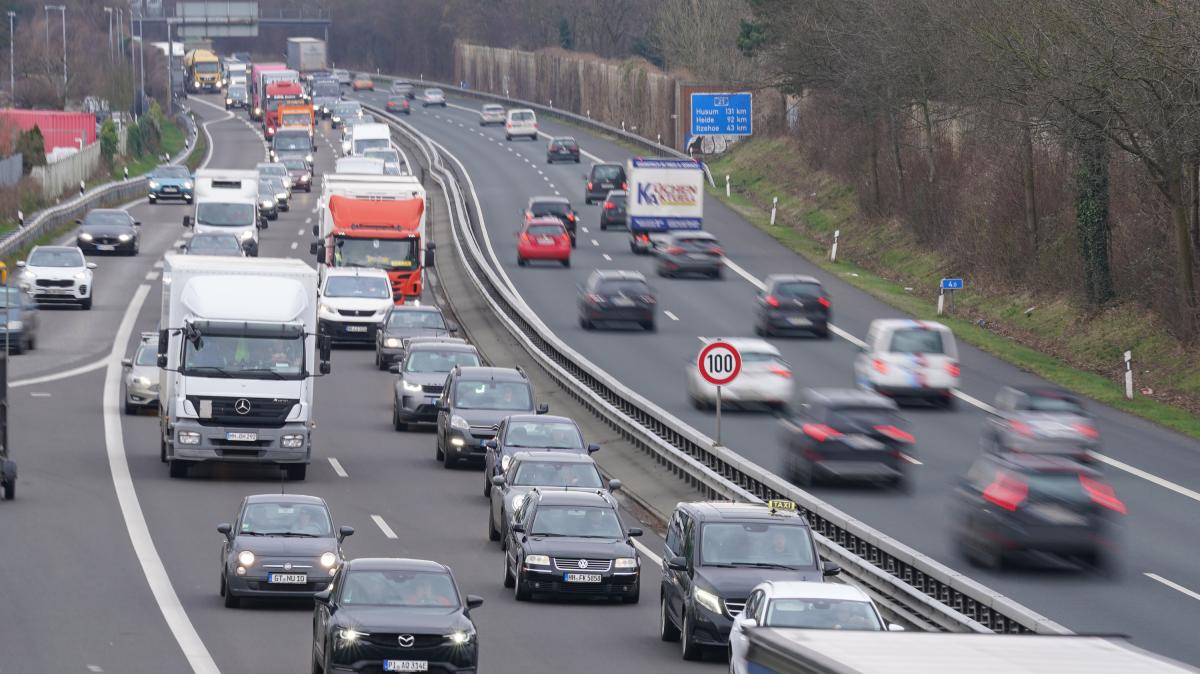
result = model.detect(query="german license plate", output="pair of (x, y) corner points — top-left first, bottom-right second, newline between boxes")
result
(345, 325), (368, 333)
(97, 244), (115, 251)
(537, 236), (553, 245)
(163, 186), (178, 192)
(267, 573), (307, 584)
(788, 317), (811, 326)
(1031, 504), (1087, 525)
(843, 434), (879, 450)
(45, 288), (71, 294)
(600, 182), (614, 189)
(564, 573), (602, 583)
(225, 431), (257, 442)
(384, 661), (428, 672)
(612, 296), (634, 307)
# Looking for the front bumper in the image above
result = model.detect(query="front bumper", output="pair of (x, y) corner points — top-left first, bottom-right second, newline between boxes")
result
(79, 238), (137, 254)
(125, 380), (160, 407)
(320, 318), (380, 343)
(27, 281), (88, 303)
(149, 185), (193, 201)
(520, 567), (639, 597)
(397, 390), (442, 423)
(226, 562), (336, 599)
(446, 429), (492, 461)
(688, 601), (734, 646)
(170, 420), (310, 464)
(328, 642), (477, 674)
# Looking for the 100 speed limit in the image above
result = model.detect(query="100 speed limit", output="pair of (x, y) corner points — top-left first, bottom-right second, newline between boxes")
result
(697, 341), (741, 386)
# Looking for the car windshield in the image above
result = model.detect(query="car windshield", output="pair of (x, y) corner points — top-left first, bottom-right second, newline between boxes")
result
(674, 236), (718, 251)
(240, 502), (332, 537)
(388, 96), (407, 104)
(775, 281), (823, 298)
(593, 165), (623, 180)
(504, 421), (583, 449)
(1022, 470), (1095, 503)
(259, 178), (285, 194)
(454, 380), (531, 411)
(196, 203), (255, 227)
(333, 103), (361, 116)
(324, 275), (390, 299)
(334, 237), (417, 270)
(527, 224), (565, 237)
(354, 138), (390, 152)
(511, 111), (533, 121)
(257, 165), (287, 177)
(28, 248), (83, 267)
(340, 570), (459, 608)
(182, 333), (304, 379)
(888, 329), (946, 355)
(531, 202), (569, 217)
(314, 82), (338, 96)
(531, 505), (623, 538)
(606, 194), (627, 206)
(189, 235), (242, 254)
(281, 158), (307, 171)
(281, 113), (309, 127)
(740, 351), (782, 364)
(552, 138), (576, 147)
(700, 522), (816, 568)
(483, 105), (503, 113)
(405, 349), (480, 373)
(275, 132), (309, 150)
(765, 598), (883, 630)
(84, 211), (130, 227)
(597, 280), (650, 296)
(512, 461), (603, 488)
(1022, 392), (1086, 414)
(135, 343), (157, 366)
(229, 86), (247, 97)
(195, 62), (219, 73)
(824, 406), (903, 430)
(154, 165), (190, 179)
(387, 310), (446, 330)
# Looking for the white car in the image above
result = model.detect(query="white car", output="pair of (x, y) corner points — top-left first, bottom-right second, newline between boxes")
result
(853, 319), (960, 408)
(728, 581), (900, 674)
(422, 88), (446, 107)
(505, 108), (538, 141)
(687, 338), (793, 412)
(479, 103), (506, 126)
(333, 69), (352, 87)
(17, 245), (96, 310)
(316, 267), (394, 344)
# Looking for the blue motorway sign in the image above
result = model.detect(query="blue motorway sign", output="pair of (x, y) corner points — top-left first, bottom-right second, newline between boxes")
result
(941, 278), (964, 290)
(690, 93), (753, 137)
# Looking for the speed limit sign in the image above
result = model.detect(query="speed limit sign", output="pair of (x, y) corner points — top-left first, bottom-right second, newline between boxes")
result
(698, 341), (742, 386)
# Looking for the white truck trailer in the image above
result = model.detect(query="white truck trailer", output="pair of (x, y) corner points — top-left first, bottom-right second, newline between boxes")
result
(626, 157), (705, 254)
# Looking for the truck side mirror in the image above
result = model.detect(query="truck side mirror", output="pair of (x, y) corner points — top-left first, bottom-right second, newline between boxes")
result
(319, 333), (332, 366)
(587, 443), (600, 453)
(182, 215), (193, 228)
(667, 556), (687, 571)
(446, 322), (458, 335)
(157, 329), (170, 368)
(491, 475), (505, 486)
(258, 215), (267, 229)
(424, 245), (435, 267)
(309, 241), (320, 256)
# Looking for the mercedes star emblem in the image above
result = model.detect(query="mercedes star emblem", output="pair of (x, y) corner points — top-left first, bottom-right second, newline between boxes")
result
(233, 398), (251, 415)
(397, 634), (415, 648)
(578, 559), (589, 569)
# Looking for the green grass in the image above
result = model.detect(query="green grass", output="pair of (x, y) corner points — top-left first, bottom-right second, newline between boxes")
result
(116, 118), (187, 180)
(185, 122), (207, 172)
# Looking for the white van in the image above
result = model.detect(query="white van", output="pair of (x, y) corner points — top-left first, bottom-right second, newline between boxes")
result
(505, 108), (538, 141)
(345, 122), (391, 157)
(185, 169), (263, 256)
(853, 319), (960, 408)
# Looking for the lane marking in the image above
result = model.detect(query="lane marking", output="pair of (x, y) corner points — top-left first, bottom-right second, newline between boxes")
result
(1090, 452), (1200, 504)
(901, 454), (923, 465)
(328, 457), (349, 478)
(1145, 573), (1200, 602)
(11, 358), (107, 388)
(632, 539), (662, 567)
(152, 260), (164, 269)
(145, 271), (160, 281)
(581, 227), (589, 234)
(371, 514), (398, 539)
(591, 239), (599, 247)
(290, 241), (298, 250)
(664, 311), (679, 321)
(29, 392), (51, 397)
(602, 253), (612, 261)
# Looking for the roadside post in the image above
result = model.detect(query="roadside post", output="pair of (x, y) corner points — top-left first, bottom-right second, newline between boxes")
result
(939, 278), (963, 316)
(1124, 351), (1133, 399)
(698, 341), (742, 447)
(770, 196), (778, 225)
(830, 230), (840, 262)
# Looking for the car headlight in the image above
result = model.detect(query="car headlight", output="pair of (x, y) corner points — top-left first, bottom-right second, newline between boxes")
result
(20, 270), (34, 281)
(402, 380), (422, 393)
(450, 414), (469, 431)
(305, 154), (313, 163)
(148, 180), (159, 189)
(320, 552), (338, 568)
(511, 494), (526, 510)
(384, 337), (401, 348)
(500, 454), (511, 472)
(266, 127), (274, 134)
(694, 587), (722, 614)
(225, 98), (232, 105)
(78, 232), (93, 241)
(448, 630), (474, 645)
(319, 302), (336, 316)
(254, 107), (262, 115)
(260, 199), (274, 208)
(237, 550), (255, 566)
(118, 233), (132, 242)
(276, 192), (288, 201)
(614, 557), (638, 569)
(74, 271), (87, 280)
(299, 174), (310, 182)
(239, 230), (255, 241)
(332, 115), (340, 123)
(132, 376), (151, 386)
(6, 320), (21, 330)
(525, 554), (551, 568)
(337, 628), (368, 644)
(183, 181), (193, 189)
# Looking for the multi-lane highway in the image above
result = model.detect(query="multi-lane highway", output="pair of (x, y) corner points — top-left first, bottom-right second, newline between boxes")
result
(353, 87), (1200, 664)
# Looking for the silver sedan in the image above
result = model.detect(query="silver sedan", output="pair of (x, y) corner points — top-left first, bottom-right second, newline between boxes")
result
(121, 333), (160, 414)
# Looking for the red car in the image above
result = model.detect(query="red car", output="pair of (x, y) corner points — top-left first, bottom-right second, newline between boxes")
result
(517, 217), (571, 268)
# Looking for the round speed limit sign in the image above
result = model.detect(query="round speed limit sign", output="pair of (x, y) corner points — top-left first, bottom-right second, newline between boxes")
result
(698, 341), (742, 386)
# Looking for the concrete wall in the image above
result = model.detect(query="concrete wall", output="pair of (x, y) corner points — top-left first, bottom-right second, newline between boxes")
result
(0, 154), (22, 187)
(31, 142), (101, 200)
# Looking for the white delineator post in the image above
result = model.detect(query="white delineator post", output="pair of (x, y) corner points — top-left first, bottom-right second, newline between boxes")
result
(937, 289), (945, 316)
(770, 196), (778, 225)
(830, 229), (840, 262)
(725, 174), (730, 197)
(1124, 351), (1133, 399)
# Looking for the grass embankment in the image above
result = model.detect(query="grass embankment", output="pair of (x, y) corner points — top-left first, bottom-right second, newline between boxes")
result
(704, 137), (1200, 440)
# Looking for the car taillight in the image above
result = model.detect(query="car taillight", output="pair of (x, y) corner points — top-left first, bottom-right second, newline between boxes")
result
(817, 296), (831, 309)
(946, 362), (960, 377)
(1009, 419), (1034, 436)
(587, 293), (605, 304)
(639, 295), (656, 304)
(567, 213), (576, 222)
(765, 295), (780, 308)
(533, 123), (539, 128)
(1080, 475), (1126, 514)
(710, 246), (723, 255)
(1073, 423), (1099, 439)
(982, 471), (1028, 511)
(519, 233), (530, 244)
(770, 367), (792, 378)
(873, 425), (914, 443)
(802, 424), (843, 442)
(666, 246), (684, 255)
(587, 182), (593, 190)
(872, 358), (888, 374)
(604, 202), (615, 210)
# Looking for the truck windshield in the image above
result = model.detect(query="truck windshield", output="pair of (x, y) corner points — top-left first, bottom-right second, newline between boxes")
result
(195, 62), (219, 73)
(354, 138), (390, 153)
(282, 114), (310, 127)
(196, 203), (256, 227)
(266, 96), (304, 112)
(334, 237), (418, 270)
(183, 333), (305, 379)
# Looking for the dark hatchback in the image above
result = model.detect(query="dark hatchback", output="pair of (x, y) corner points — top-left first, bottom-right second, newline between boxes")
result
(503, 489), (642, 603)
(375, 305), (457, 370)
(546, 136), (580, 163)
(598, 190), (627, 230)
(577, 269), (656, 331)
(755, 274), (831, 339)
(982, 386), (1099, 462)
(312, 558), (483, 674)
(77, 209), (140, 255)
(584, 163), (627, 204)
(524, 196), (578, 247)
(654, 230), (723, 279)
(386, 95), (412, 115)
(481, 414), (599, 497)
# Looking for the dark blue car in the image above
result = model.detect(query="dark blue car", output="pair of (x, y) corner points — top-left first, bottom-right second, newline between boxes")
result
(147, 164), (193, 204)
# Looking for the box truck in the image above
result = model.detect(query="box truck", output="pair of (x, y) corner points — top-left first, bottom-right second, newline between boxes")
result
(287, 37), (327, 75)
(626, 157), (705, 254)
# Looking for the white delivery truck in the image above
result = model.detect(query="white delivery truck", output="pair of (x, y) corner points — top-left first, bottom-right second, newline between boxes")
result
(344, 122), (391, 157)
(225, 61), (248, 88)
(625, 157), (705, 254)
(156, 255), (330, 480)
(184, 169), (264, 256)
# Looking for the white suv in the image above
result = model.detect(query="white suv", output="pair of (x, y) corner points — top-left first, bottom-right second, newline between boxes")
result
(18, 245), (96, 310)
(505, 108), (538, 141)
(853, 319), (960, 408)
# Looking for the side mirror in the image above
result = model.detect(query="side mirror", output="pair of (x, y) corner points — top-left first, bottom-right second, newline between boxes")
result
(424, 246), (435, 266)
(465, 594), (484, 610)
(510, 523), (525, 534)
(667, 555), (687, 571)
(14, 260), (24, 267)
(535, 403), (549, 415)
(607, 479), (621, 492)
(888, 624), (906, 632)
(338, 525), (355, 541)
(434, 400), (446, 411)
(121, 357), (134, 368)
(216, 523), (232, 537)
(741, 618), (758, 628)
(482, 439), (497, 450)
(313, 588), (333, 606)
(134, 221), (142, 227)
(627, 527), (643, 538)
(75, 218), (82, 224)
(388, 362), (401, 374)
(320, 361), (332, 375)
(586, 443), (600, 454)
(447, 322), (459, 335)
(182, 215), (193, 228)
(86, 262), (97, 270)
(822, 562), (842, 577)
(491, 475), (505, 486)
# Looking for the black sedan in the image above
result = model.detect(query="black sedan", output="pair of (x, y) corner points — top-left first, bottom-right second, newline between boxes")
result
(755, 274), (832, 339)
(503, 489), (642, 603)
(482, 415), (598, 496)
(76, 208), (140, 255)
(577, 269), (656, 331)
(217, 494), (354, 608)
(375, 305), (457, 370)
(547, 136), (580, 163)
(312, 558), (483, 674)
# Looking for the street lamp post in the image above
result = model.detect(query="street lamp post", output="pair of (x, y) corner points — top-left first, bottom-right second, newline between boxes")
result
(166, 18), (174, 114)
(43, 5), (66, 91)
(103, 7), (113, 62)
(136, 6), (145, 119)
(7, 12), (15, 99)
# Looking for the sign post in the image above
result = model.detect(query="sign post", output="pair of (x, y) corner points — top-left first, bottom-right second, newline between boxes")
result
(939, 278), (963, 315)
(698, 341), (742, 446)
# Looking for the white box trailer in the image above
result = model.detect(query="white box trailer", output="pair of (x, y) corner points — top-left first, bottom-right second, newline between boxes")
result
(287, 37), (327, 74)
(157, 254), (330, 480)
(626, 157), (705, 254)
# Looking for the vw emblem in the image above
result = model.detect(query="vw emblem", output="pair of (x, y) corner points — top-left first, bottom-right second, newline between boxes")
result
(577, 559), (589, 569)
(283, 562), (292, 571)
(233, 398), (251, 415)
(397, 634), (415, 648)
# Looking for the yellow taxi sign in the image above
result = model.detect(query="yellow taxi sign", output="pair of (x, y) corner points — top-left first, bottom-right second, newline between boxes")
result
(767, 499), (797, 512)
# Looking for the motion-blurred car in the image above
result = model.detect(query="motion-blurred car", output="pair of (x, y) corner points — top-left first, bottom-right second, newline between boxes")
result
(577, 269), (656, 331)
(598, 190), (627, 230)
(687, 338), (792, 412)
(517, 217), (571, 268)
(179, 232), (246, 256)
(147, 164), (194, 204)
(391, 341), (482, 431)
(479, 103), (506, 126)
(780, 388), (913, 488)
(754, 274), (831, 339)
(76, 209), (140, 255)
(390, 80), (415, 99)
(0, 286), (38, 354)
(482, 415), (598, 496)
(121, 332), (158, 413)
(505, 108), (538, 140)
(952, 452), (1124, 571)
(385, 94), (411, 115)
(280, 157), (313, 192)
(853, 319), (960, 408)
(546, 136), (580, 163)
(421, 87), (447, 107)
(982, 386), (1099, 462)
(523, 196), (578, 247)
(654, 230), (723, 279)
(17, 246), (96, 310)
(584, 162), (626, 204)
(351, 75), (375, 91)
(375, 304), (457, 369)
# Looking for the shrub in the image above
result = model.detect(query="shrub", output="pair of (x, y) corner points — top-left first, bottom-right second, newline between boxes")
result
(15, 126), (46, 175)
(99, 119), (118, 167)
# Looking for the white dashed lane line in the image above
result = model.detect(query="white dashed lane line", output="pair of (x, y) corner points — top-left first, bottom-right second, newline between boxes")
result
(371, 515), (398, 539)
(602, 254), (612, 261)
(1145, 573), (1200, 602)
(664, 311), (679, 321)
(328, 457), (349, 478)
(290, 242), (298, 250)
(591, 239), (599, 247)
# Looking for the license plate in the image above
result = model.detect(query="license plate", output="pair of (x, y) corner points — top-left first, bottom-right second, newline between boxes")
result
(537, 236), (553, 245)
(612, 297), (634, 307)
(384, 661), (428, 672)
(788, 317), (811, 326)
(600, 182), (613, 189)
(267, 573), (307, 584)
(564, 573), (602, 583)
(345, 325), (368, 333)
(225, 431), (257, 441)
(97, 244), (115, 251)
(163, 186), (178, 192)
(44, 288), (71, 294)
(843, 434), (879, 450)
(1031, 504), (1087, 525)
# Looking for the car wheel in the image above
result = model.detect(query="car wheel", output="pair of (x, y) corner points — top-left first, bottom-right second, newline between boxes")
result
(148, 196), (156, 204)
(502, 551), (515, 588)
(168, 459), (189, 479)
(641, 320), (656, 332)
(436, 435), (445, 461)
(600, 222), (607, 231)
(25, 333), (35, 352)
(442, 447), (457, 469)
(483, 472), (492, 497)
(286, 464), (307, 481)
(393, 405), (408, 432)
(570, 237), (577, 249)
(517, 257), (527, 267)
(562, 258), (570, 268)
(941, 395), (958, 410)
(660, 596), (681, 641)
(160, 436), (168, 463)
(792, 457), (813, 487)
(681, 610), (702, 660)
(81, 295), (92, 310)
(579, 316), (592, 330)
(514, 564), (532, 601)
(488, 510), (501, 541)
(9, 335), (22, 355)
(2, 477), (13, 501)
(124, 397), (137, 415)
(506, 134), (512, 141)
(814, 324), (831, 339)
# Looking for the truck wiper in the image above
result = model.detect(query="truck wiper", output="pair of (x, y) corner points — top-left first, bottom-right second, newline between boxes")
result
(238, 368), (288, 380)
(185, 366), (234, 378)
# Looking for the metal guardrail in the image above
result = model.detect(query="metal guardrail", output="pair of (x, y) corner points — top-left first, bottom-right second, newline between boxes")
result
(365, 101), (1073, 636)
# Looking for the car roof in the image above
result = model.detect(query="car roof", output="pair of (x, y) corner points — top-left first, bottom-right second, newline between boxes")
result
(86, 208), (128, 217)
(504, 414), (576, 426)
(511, 450), (596, 464)
(344, 557), (450, 573)
(323, 266), (390, 279)
(705, 337), (780, 356)
(483, 103), (504, 109)
(551, 136), (576, 142)
(407, 342), (477, 354)
(453, 366), (527, 382)
(679, 501), (811, 524)
(534, 489), (614, 507)
(591, 269), (647, 282)
(244, 493), (327, 506)
(869, 318), (951, 332)
(755, 580), (872, 602)
(803, 388), (898, 409)
(256, 162), (286, 170)
(528, 195), (570, 205)
(765, 273), (822, 286)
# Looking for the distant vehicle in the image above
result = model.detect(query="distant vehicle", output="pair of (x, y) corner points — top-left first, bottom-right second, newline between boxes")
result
(17, 246), (97, 310)
(121, 332), (158, 413)
(577, 269), (655, 331)
(952, 452), (1124, 571)
(523, 196), (577, 246)
(183, 48), (221, 92)
(332, 68), (352, 87)
(76, 209), (140, 256)
(983, 386), (1099, 462)
(482, 415), (597, 496)
(479, 103), (506, 126)
(270, 128), (315, 164)
(187, 169), (263, 257)
(311, 79), (340, 118)
(280, 157), (313, 192)
(256, 162), (293, 193)
(421, 88), (446, 107)
(147, 164), (194, 204)
(546, 136), (580, 164)
(316, 267), (393, 345)
(653, 230), (723, 279)
(329, 100), (362, 128)
(385, 94), (411, 115)
(853, 319), (960, 408)
(218, 493), (353, 608)
(517, 217), (571, 268)
(310, 558), (482, 674)
(505, 108), (538, 140)
(435, 366), (548, 468)
(390, 80), (415, 99)
(598, 190), (627, 230)
(286, 36), (327, 74)
(488, 451), (616, 543)
(224, 84), (248, 109)
(375, 304), (456, 369)
(332, 156), (385, 175)
(0, 286), (38, 354)
(754, 274), (831, 338)
(351, 75), (375, 91)
(687, 338), (792, 412)
(584, 162), (627, 205)
(179, 232), (246, 257)
(391, 341), (481, 431)
(257, 176), (285, 219)
(346, 122), (391, 157)
(780, 388), (912, 489)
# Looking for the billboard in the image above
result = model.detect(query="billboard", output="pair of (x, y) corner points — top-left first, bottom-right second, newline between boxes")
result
(627, 158), (705, 232)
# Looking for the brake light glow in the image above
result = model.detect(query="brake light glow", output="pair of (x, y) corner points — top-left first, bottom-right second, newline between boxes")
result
(1080, 475), (1126, 514)
(1009, 419), (1034, 436)
(769, 367), (792, 378)
(802, 424), (843, 442)
(519, 233), (530, 244)
(604, 202), (615, 210)
(1073, 423), (1100, 439)
(946, 362), (961, 377)
(982, 471), (1028, 511)
(710, 246), (723, 255)
(765, 295), (780, 308)
(872, 358), (888, 374)
(817, 297), (831, 309)
(666, 246), (684, 255)
(567, 213), (576, 222)
(587, 182), (593, 190)
(874, 425), (914, 443)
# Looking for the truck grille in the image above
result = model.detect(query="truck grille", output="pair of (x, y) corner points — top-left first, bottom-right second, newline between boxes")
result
(188, 396), (298, 428)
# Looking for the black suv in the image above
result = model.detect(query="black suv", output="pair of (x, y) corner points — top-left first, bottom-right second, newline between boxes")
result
(659, 501), (838, 660)
(754, 274), (832, 338)
(435, 366), (548, 468)
(502, 488), (642, 603)
(584, 162), (627, 204)
(577, 270), (656, 331)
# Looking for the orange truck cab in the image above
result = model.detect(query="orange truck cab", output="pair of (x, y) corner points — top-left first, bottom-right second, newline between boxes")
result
(279, 104), (314, 134)
(263, 79), (307, 139)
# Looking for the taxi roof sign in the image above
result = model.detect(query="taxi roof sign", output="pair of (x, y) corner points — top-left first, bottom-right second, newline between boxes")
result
(767, 499), (797, 513)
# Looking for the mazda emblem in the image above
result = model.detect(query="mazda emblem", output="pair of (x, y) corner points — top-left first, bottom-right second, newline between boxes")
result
(577, 559), (589, 569)
(234, 398), (251, 415)
(397, 634), (415, 648)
